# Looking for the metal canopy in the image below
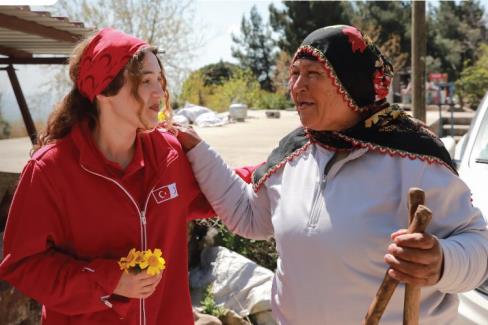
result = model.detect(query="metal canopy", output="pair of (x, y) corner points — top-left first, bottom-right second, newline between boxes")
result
(0, 6), (93, 143)
(0, 5), (92, 57)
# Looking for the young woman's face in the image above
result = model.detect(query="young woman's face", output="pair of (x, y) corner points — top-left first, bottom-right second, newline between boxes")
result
(109, 52), (165, 130)
(289, 59), (361, 131)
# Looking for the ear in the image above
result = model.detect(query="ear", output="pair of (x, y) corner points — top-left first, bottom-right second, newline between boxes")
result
(95, 93), (111, 107)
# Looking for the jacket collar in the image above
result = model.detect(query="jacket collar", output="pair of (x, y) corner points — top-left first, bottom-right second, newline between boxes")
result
(71, 119), (179, 179)
(70, 119), (145, 178)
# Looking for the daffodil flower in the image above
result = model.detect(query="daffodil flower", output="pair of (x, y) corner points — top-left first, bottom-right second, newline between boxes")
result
(142, 249), (166, 276)
(158, 111), (166, 122)
(118, 248), (166, 275)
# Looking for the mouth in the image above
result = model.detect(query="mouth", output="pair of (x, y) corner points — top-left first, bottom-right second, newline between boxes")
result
(149, 103), (160, 113)
(296, 100), (315, 110)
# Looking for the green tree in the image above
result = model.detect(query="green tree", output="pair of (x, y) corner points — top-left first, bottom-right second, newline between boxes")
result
(231, 5), (276, 91)
(456, 44), (488, 109)
(429, 0), (487, 81)
(269, 1), (353, 55)
(200, 61), (242, 87)
(179, 61), (241, 107)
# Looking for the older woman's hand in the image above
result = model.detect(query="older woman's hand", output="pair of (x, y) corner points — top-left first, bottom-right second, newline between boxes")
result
(171, 123), (203, 152)
(384, 229), (444, 287)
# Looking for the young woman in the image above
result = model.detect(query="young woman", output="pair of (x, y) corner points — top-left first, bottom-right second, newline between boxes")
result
(0, 28), (212, 324)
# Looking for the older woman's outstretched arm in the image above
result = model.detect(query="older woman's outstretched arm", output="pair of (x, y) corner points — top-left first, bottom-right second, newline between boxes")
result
(186, 140), (274, 240)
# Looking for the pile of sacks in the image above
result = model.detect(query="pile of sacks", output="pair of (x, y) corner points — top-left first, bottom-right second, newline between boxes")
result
(190, 246), (277, 325)
(173, 103), (227, 127)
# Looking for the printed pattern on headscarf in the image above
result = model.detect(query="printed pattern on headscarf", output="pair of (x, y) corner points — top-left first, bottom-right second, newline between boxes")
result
(252, 25), (456, 191)
(77, 28), (148, 102)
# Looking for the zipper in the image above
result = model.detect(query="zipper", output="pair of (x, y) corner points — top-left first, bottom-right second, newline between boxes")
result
(305, 149), (365, 230)
(306, 151), (343, 230)
(140, 191), (154, 325)
(81, 164), (155, 325)
(306, 170), (327, 229)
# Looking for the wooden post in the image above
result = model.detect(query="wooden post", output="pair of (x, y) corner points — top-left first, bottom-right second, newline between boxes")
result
(5, 64), (37, 144)
(412, 1), (426, 122)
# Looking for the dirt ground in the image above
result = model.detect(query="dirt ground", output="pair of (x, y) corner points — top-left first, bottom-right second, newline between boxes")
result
(194, 110), (301, 167)
(0, 108), (455, 173)
(0, 110), (301, 173)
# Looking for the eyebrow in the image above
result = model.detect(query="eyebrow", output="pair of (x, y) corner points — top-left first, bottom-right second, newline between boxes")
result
(142, 69), (161, 75)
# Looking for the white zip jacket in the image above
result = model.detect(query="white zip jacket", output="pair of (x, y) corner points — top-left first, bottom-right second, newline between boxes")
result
(187, 141), (488, 325)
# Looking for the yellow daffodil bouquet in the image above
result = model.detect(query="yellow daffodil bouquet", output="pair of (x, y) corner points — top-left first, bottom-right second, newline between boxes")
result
(158, 111), (166, 123)
(118, 248), (166, 276)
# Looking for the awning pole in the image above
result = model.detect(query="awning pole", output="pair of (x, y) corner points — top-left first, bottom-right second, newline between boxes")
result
(5, 64), (37, 144)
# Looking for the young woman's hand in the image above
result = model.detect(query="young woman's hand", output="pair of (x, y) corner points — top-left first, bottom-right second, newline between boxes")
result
(113, 271), (163, 299)
(384, 229), (443, 287)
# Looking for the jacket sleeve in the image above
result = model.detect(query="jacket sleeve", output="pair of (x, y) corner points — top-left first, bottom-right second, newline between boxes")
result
(0, 160), (131, 317)
(411, 162), (488, 293)
(186, 141), (274, 240)
(234, 164), (264, 184)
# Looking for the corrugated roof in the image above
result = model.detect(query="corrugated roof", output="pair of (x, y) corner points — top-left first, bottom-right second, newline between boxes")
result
(0, 5), (94, 57)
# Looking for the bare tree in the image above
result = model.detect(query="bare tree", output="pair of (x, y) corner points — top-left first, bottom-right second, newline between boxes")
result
(45, 0), (204, 99)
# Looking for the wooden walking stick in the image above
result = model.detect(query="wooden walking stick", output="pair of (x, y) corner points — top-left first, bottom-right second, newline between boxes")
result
(363, 188), (432, 325)
(402, 205), (432, 324)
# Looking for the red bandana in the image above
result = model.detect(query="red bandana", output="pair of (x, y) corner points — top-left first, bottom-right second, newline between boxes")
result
(77, 28), (148, 102)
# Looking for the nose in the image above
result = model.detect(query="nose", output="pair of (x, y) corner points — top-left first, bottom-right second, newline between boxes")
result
(290, 73), (308, 94)
(152, 82), (165, 99)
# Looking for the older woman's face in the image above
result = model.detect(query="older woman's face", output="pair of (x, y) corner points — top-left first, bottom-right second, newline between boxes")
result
(289, 59), (361, 131)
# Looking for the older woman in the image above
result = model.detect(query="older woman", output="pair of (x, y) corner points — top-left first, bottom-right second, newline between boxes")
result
(177, 25), (488, 324)
(0, 28), (212, 324)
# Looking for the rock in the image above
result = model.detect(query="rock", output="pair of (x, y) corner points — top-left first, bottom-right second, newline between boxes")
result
(265, 111), (281, 119)
(0, 172), (18, 232)
(194, 309), (222, 325)
(0, 281), (41, 325)
(251, 310), (278, 325)
(220, 309), (251, 325)
(0, 233), (42, 325)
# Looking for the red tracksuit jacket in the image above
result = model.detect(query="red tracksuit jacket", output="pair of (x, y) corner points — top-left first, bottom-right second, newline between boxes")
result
(0, 120), (214, 324)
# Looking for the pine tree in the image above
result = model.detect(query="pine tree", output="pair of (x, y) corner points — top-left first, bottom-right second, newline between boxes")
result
(231, 5), (276, 92)
(269, 1), (353, 55)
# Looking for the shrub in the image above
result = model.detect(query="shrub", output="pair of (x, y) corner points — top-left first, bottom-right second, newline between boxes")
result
(456, 44), (488, 109)
(180, 63), (291, 112)
(200, 284), (227, 318)
(213, 220), (278, 271)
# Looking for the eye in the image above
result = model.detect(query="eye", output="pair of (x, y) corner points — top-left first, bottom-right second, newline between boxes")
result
(142, 79), (151, 84)
(308, 70), (323, 79)
(289, 70), (299, 78)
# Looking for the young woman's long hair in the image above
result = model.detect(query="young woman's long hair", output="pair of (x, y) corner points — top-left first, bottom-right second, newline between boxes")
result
(33, 33), (171, 154)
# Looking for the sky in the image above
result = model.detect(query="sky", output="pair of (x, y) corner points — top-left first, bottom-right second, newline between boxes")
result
(191, 0), (279, 69)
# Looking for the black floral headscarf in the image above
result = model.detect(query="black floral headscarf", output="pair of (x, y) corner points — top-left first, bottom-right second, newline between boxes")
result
(294, 25), (393, 113)
(252, 25), (456, 191)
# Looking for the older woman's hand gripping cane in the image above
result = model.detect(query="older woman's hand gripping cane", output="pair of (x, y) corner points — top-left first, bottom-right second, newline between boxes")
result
(363, 188), (432, 325)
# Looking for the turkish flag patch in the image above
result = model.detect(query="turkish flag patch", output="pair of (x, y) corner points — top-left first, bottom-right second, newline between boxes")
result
(151, 183), (178, 204)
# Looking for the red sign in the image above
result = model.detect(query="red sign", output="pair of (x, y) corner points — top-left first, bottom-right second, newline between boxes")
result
(429, 73), (448, 82)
